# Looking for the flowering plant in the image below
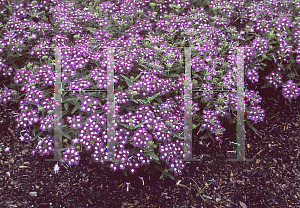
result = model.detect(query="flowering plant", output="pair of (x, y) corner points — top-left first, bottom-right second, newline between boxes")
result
(0, 0), (299, 180)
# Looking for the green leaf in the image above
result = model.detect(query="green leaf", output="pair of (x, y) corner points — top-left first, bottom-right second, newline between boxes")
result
(32, 127), (36, 137)
(71, 102), (80, 114)
(245, 120), (260, 137)
(172, 132), (186, 140)
(133, 121), (147, 129)
(32, 131), (44, 141)
(119, 123), (130, 129)
(134, 73), (142, 81)
(159, 172), (165, 180)
(148, 151), (159, 161)
(64, 103), (68, 111)
(132, 99), (139, 104)
(35, 11), (45, 17)
(119, 74), (132, 86)
(170, 73), (180, 78)
(151, 92), (161, 100)
(63, 132), (72, 141)
(166, 172), (175, 180)
(65, 97), (80, 104)
(86, 27), (96, 34)
(121, 169), (128, 177)
(199, 133), (210, 140)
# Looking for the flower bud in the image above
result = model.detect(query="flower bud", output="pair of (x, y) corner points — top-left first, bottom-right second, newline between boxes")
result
(149, 3), (156, 7)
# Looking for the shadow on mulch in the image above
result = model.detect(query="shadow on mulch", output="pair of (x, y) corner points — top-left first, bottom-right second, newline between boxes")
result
(0, 79), (300, 207)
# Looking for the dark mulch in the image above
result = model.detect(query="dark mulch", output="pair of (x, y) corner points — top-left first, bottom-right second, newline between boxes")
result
(1, 77), (300, 207)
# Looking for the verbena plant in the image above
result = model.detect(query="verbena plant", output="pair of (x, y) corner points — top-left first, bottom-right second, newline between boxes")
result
(0, 0), (299, 180)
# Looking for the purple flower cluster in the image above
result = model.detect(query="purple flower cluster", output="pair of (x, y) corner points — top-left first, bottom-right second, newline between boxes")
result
(159, 139), (186, 177)
(88, 67), (119, 90)
(14, 109), (39, 129)
(128, 70), (176, 97)
(265, 71), (283, 89)
(36, 135), (54, 157)
(245, 89), (263, 107)
(201, 83), (214, 100)
(1, 0), (300, 177)
(114, 91), (130, 105)
(200, 109), (225, 143)
(67, 115), (83, 130)
(246, 65), (260, 84)
(246, 105), (265, 124)
(131, 127), (152, 147)
(221, 69), (236, 90)
(281, 80), (300, 99)
(191, 57), (206, 72)
(60, 146), (81, 166)
(79, 95), (99, 113)
(252, 36), (269, 55)
(68, 77), (92, 92)
(0, 88), (16, 104)
(39, 113), (57, 131)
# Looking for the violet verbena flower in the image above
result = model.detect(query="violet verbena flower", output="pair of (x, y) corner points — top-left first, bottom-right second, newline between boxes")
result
(53, 163), (60, 174)
(281, 80), (300, 99)
(265, 71), (283, 89)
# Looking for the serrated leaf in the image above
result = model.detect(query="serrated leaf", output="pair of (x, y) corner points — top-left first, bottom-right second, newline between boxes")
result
(119, 74), (132, 86)
(32, 127), (36, 136)
(148, 151), (159, 161)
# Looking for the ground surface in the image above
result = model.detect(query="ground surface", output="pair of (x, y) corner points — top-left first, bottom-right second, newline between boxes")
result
(0, 76), (300, 207)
